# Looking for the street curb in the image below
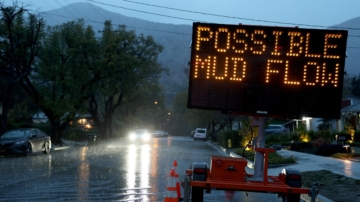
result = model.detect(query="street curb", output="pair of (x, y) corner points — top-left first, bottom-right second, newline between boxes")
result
(229, 151), (255, 169)
(301, 194), (334, 202)
(206, 141), (228, 157)
(52, 146), (72, 151)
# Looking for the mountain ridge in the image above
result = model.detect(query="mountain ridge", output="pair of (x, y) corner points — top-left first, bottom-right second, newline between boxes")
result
(41, 2), (192, 87)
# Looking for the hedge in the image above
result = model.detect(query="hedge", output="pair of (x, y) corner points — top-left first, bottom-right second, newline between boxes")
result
(217, 130), (242, 148)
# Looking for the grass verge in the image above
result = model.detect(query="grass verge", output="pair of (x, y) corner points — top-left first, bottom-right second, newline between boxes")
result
(331, 152), (360, 159)
(234, 147), (296, 164)
(300, 170), (360, 202)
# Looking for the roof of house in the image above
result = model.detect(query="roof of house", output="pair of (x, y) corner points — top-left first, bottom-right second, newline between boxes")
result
(341, 99), (352, 109)
(341, 101), (360, 112)
(32, 112), (48, 119)
(342, 94), (360, 104)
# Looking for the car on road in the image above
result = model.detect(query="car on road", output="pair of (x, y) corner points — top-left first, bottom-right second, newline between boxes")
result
(152, 130), (167, 138)
(264, 124), (288, 134)
(128, 129), (151, 142)
(0, 128), (51, 156)
(193, 128), (207, 141)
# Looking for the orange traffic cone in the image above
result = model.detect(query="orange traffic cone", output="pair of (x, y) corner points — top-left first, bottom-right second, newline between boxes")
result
(172, 160), (182, 198)
(172, 160), (178, 173)
(164, 169), (178, 202)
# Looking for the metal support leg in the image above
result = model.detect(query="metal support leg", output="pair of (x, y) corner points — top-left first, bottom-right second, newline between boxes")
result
(253, 117), (265, 180)
(309, 183), (318, 202)
(183, 174), (190, 202)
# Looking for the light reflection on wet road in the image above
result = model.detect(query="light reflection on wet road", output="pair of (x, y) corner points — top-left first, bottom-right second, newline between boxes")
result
(0, 136), (283, 202)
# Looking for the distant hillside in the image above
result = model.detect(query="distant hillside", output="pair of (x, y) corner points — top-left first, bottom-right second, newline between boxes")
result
(332, 17), (360, 77)
(40, 2), (192, 89)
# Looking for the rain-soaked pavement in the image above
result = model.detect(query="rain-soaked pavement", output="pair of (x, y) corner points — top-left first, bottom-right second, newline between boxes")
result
(0, 136), (285, 202)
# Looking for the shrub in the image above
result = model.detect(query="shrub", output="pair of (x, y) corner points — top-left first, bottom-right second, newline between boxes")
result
(289, 133), (301, 141)
(308, 130), (317, 142)
(316, 130), (333, 142)
(290, 142), (313, 153)
(268, 152), (296, 164)
(266, 134), (281, 143)
(315, 143), (349, 156)
(234, 147), (254, 159)
(64, 128), (88, 141)
(354, 131), (360, 142)
(350, 142), (360, 147)
(217, 130), (242, 148)
(312, 137), (328, 148)
(264, 134), (292, 148)
(234, 147), (295, 164)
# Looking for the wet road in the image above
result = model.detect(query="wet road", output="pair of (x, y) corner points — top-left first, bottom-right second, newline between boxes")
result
(0, 136), (284, 202)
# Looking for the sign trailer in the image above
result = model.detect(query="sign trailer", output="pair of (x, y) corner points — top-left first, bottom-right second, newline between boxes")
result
(184, 22), (348, 202)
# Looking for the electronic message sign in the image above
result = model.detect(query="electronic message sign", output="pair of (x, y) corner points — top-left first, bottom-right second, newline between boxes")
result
(188, 22), (348, 119)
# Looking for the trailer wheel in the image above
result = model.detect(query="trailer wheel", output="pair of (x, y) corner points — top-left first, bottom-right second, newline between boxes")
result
(282, 168), (301, 202)
(191, 186), (204, 202)
(282, 194), (300, 202)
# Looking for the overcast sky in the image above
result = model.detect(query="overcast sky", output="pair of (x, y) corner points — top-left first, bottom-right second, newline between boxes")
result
(3, 0), (360, 29)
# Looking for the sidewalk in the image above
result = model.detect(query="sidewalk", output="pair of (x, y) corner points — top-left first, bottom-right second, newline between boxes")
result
(207, 141), (360, 202)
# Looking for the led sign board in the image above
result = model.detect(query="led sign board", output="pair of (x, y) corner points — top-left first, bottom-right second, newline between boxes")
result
(188, 22), (348, 119)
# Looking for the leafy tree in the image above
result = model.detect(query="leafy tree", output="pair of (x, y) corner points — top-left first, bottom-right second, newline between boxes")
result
(0, 2), (44, 134)
(171, 90), (224, 135)
(239, 116), (258, 157)
(342, 75), (352, 97)
(22, 19), (100, 145)
(350, 74), (360, 97)
(87, 21), (164, 139)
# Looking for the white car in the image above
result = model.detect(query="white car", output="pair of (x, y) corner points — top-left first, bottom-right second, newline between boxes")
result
(264, 124), (288, 134)
(152, 130), (167, 137)
(193, 128), (207, 141)
(128, 129), (151, 141)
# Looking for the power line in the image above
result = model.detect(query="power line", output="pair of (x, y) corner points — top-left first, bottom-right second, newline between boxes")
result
(87, 2), (107, 21)
(31, 10), (360, 49)
(35, 0), (62, 24)
(63, 0), (91, 21)
(36, 11), (192, 36)
(54, 0), (82, 20)
(86, 0), (204, 23)
(90, 0), (360, 31)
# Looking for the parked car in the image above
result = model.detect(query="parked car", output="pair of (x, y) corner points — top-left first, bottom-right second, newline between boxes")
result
(264, 124), (288, 134)
(152, 130), (167, 138)
(0, 128), (51, 156)
(194, 128), (207, 141)
(128, 129), (151, 142)
(191, 131), (195, 138)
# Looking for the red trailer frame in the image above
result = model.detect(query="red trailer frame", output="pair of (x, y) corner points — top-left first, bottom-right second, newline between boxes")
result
(182, 147), (319, 202)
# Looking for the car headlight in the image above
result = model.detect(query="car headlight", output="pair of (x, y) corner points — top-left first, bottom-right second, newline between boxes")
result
(15, 140), (25, 145)
(142, 133), (150, 141)
(129, 133), (136, 140)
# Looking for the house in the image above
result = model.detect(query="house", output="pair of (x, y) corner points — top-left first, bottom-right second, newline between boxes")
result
(32, 112), (95, 130)
(314, 95), (360, 132)
(282, 95), (360, 132)
(32, 112), (49, 124)
(70, 114), (95, 130)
